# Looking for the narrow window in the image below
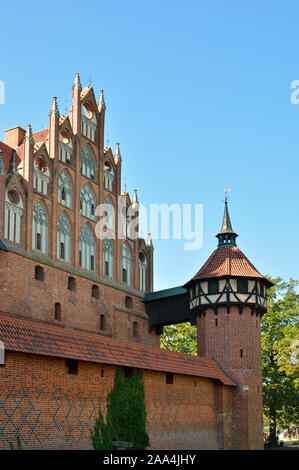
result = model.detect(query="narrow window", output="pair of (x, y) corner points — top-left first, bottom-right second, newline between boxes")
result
(166, 373), (173, 385)
(79, 250), (82, 266)
(133, 321), (138, 337)
(105, 261), (109, 276)
(215, 318), (218, 327)
(54, 302), (61, 321)
(36, 232), (41, 250)
(91, 255), (94, 270)
(125, 296), (133, 309)
(66, 359), (78, 375)
(237, 279), (248, 294)
(35, 265), (44, 281)
(92, 284), (99, 299)
(101, 369), (104, 378)
(240, 349), (244, 358)
(100, 314), (105, 330)
(61, 188), (66, 202)
(122, 268), (127, 283)
(208, 279), (218, 294)
(68, 277), (76, 291)
(60, 242), (65, 260)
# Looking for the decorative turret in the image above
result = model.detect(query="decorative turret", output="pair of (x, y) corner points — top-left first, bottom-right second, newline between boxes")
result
(73, 72), (82, 91)
(49, 96), (60, 117)
(216, 199), (238, 247)
(23, 124), (34, 145)
(132, 189), (139, 208)
(114, 142), (122, 164)
(98, 89), (106, 112)
(146, 232), (153, 249)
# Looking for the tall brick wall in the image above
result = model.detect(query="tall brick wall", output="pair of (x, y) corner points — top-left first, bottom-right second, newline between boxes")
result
(0, 351), (232, 450)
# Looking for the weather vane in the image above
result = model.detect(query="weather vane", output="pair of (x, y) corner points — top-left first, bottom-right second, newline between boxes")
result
(89, 76), (93, 86)
(224, 188), (230, 202)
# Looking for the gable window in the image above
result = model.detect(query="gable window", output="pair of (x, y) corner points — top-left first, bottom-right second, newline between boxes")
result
(80, 184), (96, 220)
(65, 359), (78, 375)
(121, 243), (131, 286)
(58, 170), (72, 208)
(32, 201), (48, 254)
(81, 145), (95, 180)
(79, 224), (95, 271)
(208, 279), (218, 294)
(237, 279), (248, 294)
(103, 160), (114, 191)
(59, 130), (72, 164)
(81, 103), (97, 142)
(5, 189), (23, 244)
(57, 213), (71, 263)
(33, 157), (50, 195)
(103, 238), (114, 278)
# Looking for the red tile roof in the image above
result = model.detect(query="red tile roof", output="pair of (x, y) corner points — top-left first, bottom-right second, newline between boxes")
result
(0, 141), (13, 173)
(0, 314), (235, 386)
(33, 129), (48, 143)
(185, 246), (271, 286)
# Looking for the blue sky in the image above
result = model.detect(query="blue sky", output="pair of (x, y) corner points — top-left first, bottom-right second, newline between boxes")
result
(1, 0), (298, 290)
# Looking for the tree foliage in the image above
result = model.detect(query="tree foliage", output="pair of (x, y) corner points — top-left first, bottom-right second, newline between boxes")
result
(262, 277), (299, 440)
(160, 322), (197, 355)
(91, 369), (150, 450)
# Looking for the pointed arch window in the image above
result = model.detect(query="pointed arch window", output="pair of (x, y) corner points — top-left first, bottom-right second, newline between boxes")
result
(81, 145), (95, 180)
(32, 201), (48, 254)
(5, 189), (23, 243)
(139, 251), (147, 291)
(80, 184), (96, 220)
(58, 170), (72, 208)
(121, 243), (131, 286)
(33, 156), (50, 195)
(104, 160), (114, 191)
(103, 196), (114, 231)
(103, 238), (114, 278)
(79, 224), (95, 271)
(57, 213), (71, 263)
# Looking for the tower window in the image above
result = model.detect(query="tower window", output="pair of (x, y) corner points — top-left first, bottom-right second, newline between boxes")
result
(92, 284), (99, 299)
(66, 359), (78, 375)
(100, 314), (105, 330)
(122, 268), (127, 284)
(166, 373), (173, 385)
(240, 349), (244, 358)
(237, 279), (248, 294)
(125, 296), (133, 309)
(60, 242), (65, 260)
(215, 318), (218, 327)
(36, 233), (41, 250)
(133, 321), (139, 337)
(208, 279), (218, 294)
(68, 277), (76, 291)
(54, 302), (61, 321)
(35, 265), (44, 282)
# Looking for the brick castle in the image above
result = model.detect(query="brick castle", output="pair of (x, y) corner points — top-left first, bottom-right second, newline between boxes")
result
(0, 74), (272, 450)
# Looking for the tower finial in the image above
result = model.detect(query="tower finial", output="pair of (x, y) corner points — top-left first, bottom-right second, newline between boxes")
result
(73, 73), (82, 91)
(98, 89), (106, 111)
(114, 142), (122, 164)
(23, 124), (34, 145)
(49, 96), (60, 117)
(216, 194), (238, 247)
(146, 232), (153, 249)
(132, 189), (139, 207)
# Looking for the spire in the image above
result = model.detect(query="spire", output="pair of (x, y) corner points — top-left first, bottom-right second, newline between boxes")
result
(114, 142), (122, 164)
(146, 232), (154, 249)
(132, 189), (139, 207)
(73, 73), (82, 91)
(0, 150), (6, 176)
(23, 125), (34, 145)
(98, 89), (106, 111)
(49, 96), (60, 117)
(216, 197), (238, 247)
